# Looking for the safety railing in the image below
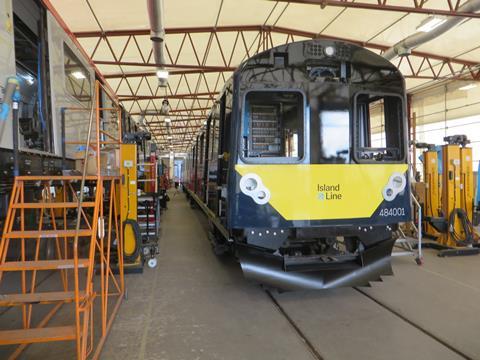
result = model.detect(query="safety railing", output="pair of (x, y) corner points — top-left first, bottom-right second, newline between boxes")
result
(392, 192), (423, 265)
(0, 80), (124, 360)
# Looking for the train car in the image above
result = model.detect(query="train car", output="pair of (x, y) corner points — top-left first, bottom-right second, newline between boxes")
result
(184, 39), (411, 290)
(0, 0), (136, 233)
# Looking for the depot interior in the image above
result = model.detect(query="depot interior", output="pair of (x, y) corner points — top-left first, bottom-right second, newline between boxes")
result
(1, 1), (480, 359)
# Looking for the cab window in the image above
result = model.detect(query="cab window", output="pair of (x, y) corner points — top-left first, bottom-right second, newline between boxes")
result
(242, 91), (304, 161)
(355, 93), (404, 162)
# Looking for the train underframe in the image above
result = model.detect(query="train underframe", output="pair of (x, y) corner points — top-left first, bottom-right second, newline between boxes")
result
(188, 188), (396, 291)
(234, 228), (396, 291)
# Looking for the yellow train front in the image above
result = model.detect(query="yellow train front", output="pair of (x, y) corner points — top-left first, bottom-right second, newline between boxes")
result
(185, 39), (411, 290)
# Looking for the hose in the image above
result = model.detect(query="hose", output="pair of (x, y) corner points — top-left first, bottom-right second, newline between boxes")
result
(0, 76), (20, 122)
(123, 219), (142, 263)
(448, 208), (475, 247)
(37, 42), (47, 132)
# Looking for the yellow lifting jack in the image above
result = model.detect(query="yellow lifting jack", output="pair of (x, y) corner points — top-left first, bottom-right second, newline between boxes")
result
(417, 135), (480, 257)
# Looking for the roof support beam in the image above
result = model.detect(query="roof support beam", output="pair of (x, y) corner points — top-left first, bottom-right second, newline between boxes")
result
(130, 107), (210, 115)
(152, 125), (203, 131)
(118, 92), (218, 101)
(72, 23), (480, 150)
(154, 131), (201, 136)
(147, 117), (205, 125)
(75, 25), (479, 70)
(75, 25), (267, 38)
(96, 61), (235, 71)
(274, 0), (480, 18)
(103, 68), (231, 79)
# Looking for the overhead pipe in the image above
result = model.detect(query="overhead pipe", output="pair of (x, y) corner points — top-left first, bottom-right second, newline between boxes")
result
(147, 0), (168, 87)
(383, 0), (480, 61)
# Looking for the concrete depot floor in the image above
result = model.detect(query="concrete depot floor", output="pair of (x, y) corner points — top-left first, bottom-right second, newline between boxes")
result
(2, 191), (480, 359)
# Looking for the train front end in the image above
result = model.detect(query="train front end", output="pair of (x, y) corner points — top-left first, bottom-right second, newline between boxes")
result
(229, 40), (411, 290)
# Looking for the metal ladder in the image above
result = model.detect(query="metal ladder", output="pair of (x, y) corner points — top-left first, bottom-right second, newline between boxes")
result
(0, 80), (125, 359)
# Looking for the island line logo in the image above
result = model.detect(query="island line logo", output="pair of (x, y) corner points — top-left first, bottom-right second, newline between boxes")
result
(317, 183), (342, 201)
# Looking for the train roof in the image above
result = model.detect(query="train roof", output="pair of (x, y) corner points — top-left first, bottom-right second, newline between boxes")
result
(237, 39), (402, 77)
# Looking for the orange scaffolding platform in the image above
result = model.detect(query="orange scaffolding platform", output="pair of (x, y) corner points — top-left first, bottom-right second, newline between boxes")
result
(0, 81), (124, 359)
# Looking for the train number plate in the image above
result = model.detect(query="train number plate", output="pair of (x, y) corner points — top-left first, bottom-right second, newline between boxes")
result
(379, 207), (406, 217)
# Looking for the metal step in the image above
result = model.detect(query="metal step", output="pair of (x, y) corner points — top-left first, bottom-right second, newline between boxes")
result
(0, 259), (90, 271)
(0, 326), (76, 345)
(12, 202), (95, 209)
(138, 223), (156, 227)
(15, 175), (100, 181)
(0, 291), (86, 306)
(3, 229), (92, 239)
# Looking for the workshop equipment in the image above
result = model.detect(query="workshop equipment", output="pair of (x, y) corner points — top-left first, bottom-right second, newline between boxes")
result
(0, 81), (125, 359)
(120, 133), (160, 271)
(424, 135), (479, 256)
(416, 143), (441, 237)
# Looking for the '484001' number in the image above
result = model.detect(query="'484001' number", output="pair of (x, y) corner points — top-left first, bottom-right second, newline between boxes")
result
(379, 208), (405, 217)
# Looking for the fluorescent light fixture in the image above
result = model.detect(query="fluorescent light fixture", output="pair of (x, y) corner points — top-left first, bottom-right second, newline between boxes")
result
(416, 16), (447, 33)
(164, 117), (171, 124)
(156, 69), (169, 79)
(71, 71), (86, 80)
(459, 83), (477, 91)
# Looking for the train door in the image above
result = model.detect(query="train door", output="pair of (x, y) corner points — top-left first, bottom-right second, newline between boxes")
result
(202, 118), (211, 203)
(198, 133), (205, 197)
(207, 115), (218, 211)
(217, 94), (231, 221)
(193, 140), (198, 193)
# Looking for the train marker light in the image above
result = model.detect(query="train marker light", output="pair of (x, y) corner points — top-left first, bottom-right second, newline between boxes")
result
(324, 46), (335, 57)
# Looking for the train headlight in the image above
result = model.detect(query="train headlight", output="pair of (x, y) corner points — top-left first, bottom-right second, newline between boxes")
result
(245, 178), (258, 191)
(392, 175), (405, 189)
(240, 173), (261, 196)
(239, 173), (271, 205)
(382, 173), (406, 202)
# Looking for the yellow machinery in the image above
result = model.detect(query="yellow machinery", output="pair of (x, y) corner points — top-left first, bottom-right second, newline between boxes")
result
(417, 143), (441, 237)
(136, 141), (161, 267)
(119, 134), (161, 270)
(421, 135), (479, 256)
(120, 143), (142, 269)
(440, 143), (462, 248)
(460, 146), (474, 223)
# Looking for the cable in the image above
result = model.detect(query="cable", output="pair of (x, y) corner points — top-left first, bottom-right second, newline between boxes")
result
(126, 167), (131, 218)
(37, 42), (46, 132)
(123, 219), (142, 263)
(448, 208), (475, 247)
